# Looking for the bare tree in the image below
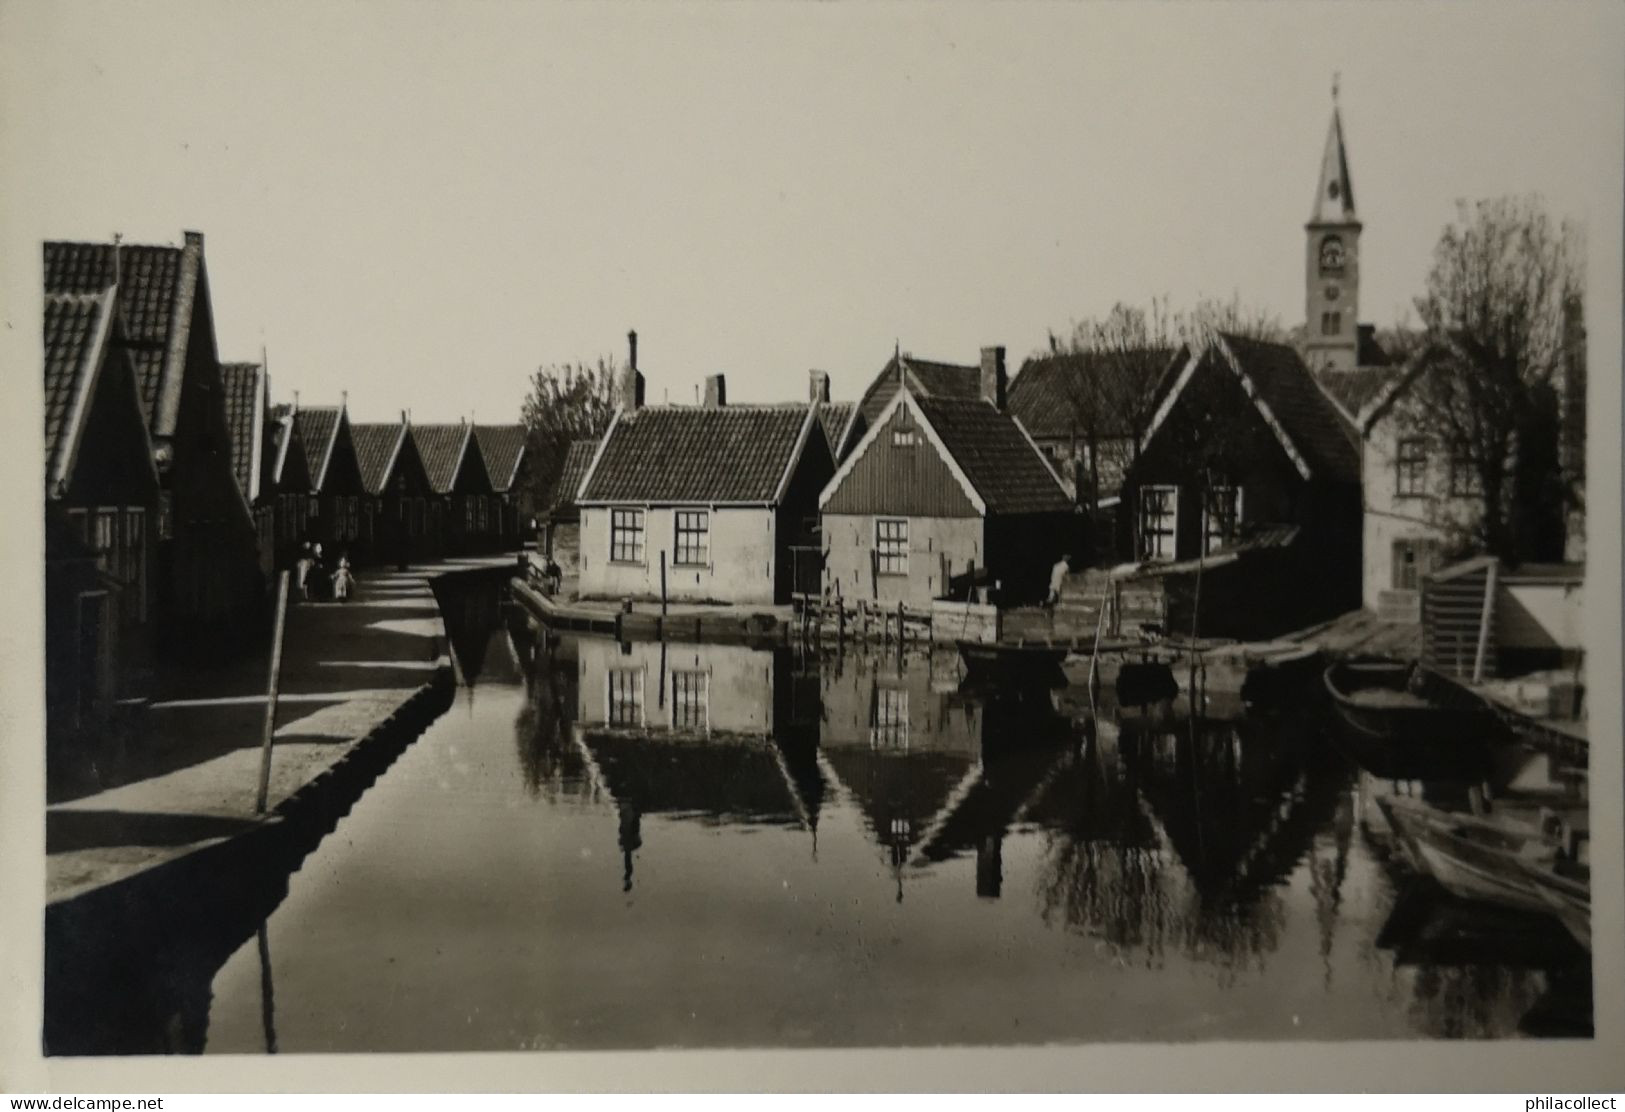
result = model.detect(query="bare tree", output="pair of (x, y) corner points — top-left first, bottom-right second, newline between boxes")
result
(1408, 195), (1581, 562)
(519, 357), (618, 516)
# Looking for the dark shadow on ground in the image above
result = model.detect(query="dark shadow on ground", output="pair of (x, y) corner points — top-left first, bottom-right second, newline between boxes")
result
(47, 810), (264, 853)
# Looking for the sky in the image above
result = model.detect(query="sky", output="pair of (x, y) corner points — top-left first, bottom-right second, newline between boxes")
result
(3, 1), (1621, 422)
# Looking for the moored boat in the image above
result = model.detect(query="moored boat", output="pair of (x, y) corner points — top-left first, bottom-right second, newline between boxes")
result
(956, 641), (1067, 688)
(1323, 658), (1506, 778)
(1376, 795), (1565, 918)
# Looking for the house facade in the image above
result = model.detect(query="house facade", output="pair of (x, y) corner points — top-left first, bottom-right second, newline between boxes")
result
(575, 368), (834, 606)
(474, 423), (530, 550)
(43, 289), (161, 748)
(45, 233), (263, 647)
(1119, 333), (1363, 637)
(819, 347), (1078, 609)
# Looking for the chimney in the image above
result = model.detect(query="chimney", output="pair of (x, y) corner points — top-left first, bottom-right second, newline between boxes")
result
(809, 369), (831, 404)
(703, 373), (727, 408)
(627, 329), (638, 373)
(183, 230), (204, 249)
(400, 409), (408, 425)
(980, 346), (1007, 411)
(617, 363), (644, 413)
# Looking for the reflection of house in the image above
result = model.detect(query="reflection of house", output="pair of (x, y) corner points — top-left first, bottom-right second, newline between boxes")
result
(43, 289), (161, 748)
(574, 366), (835, 605)
(45, 233), (262, 643)
(574, 636), (785, 736)
(1119, 333), (1362, 637)
(819, 348), (1077, 607)
(542, 438), (598, 578)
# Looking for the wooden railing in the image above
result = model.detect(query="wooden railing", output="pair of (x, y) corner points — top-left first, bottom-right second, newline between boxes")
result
(1421, 555), (1498, 681)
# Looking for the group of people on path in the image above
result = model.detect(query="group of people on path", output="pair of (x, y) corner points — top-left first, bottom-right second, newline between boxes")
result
(294, 542), (356, 603)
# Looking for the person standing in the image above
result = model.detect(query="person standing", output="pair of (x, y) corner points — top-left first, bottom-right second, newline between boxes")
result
(1047, 553), (1071, 609)
(295, 542), (314, 601)
(332, 551), (355, 602)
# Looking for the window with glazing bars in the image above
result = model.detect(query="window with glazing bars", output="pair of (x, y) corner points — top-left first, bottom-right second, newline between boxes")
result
(876, 518), (908, 575)
(671, 670), (708, 731)
(610, 508), (645, 563)
(674, 510), (709, 566)
(871, 686), (908, 749)
(1396, 438), (1428, 497)
(607, 668), (643, 727)
(1449, 444), (1481, 497)
(1138, 484), (1178, 562)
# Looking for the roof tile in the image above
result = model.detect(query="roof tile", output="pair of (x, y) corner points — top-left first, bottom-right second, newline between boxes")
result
(580, 405), (811, 504)
(473, 424), (528, 492)
(350, 422), (408, 495)
(294, 407), (342, 491)
(410, 423), (473, 494)
(220, 362), (263, 500)
(912, 395), (1074, 515)
(43, 291), (114, 489)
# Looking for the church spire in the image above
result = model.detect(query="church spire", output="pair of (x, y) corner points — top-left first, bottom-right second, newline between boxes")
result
(1310, 84), (1357, 226)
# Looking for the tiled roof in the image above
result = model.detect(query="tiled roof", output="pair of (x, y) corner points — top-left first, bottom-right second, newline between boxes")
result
(912, 395), (1074, 515)
(220, 362), (263, 501)
(350, 422), (408, 495)
(578, 405), (813, 504)
(858, 354), (980, 427)
(410, 423), (473, 494)
(1009, 348), (1177, 440)
(294, 406), (343, 490)
(818, 402), (859, 456)
(43, 238), (195, 436)
(43, 290), (117, 494)
(473, 424), (528, 492)
(1314, 366), (1402, 422)
(552, 438), (599, 510)
(1218, 333), (1360, 484)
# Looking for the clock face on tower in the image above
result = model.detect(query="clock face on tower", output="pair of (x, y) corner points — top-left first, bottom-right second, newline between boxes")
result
(1319, 236), (1346, 273)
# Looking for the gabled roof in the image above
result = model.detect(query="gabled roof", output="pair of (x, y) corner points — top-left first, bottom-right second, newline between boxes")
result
(410, 422), (474, 494)
(577, 405), (817, 505)
(268, 403), (306, 489)
(1314, 366), (1403, 427)
(294, 406), (344, 491)
(1144, 333), (1360, 485)
(43, 235), (205, 439)
(1009, 348), (1178, 440)
(552, 438), (599, 511)
(857, 353), (981, 427)
(820, 388), (1073, 516)
(43, 289), (156, 497)
(818, 401), (861, 459)
(473, 424), (528, 493)
(220, 362), (266, 502)
(912, 395), (1075, 514)
(350, 422), (408, 495)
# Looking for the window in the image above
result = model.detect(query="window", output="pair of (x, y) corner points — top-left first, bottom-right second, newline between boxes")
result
(463, 496), (476, 532)
(1321, 311), (1342, 336)
(1449, 444), (1481, 497)
(1392, 538), (1441, 592)
(876, 518), (908, 575)
(1319, 236), (1346, 273)
(92, 508), (118, 574)
(1203, 485), (1243, 555)
(871, 686), (909, 750)
(891, 407), (917, 448)
(1395, 438), (1428, 498)
(124, 508), (147, 622)
(671, 670), (708, 731)
(607, 668), (643, 727)
(1138, 484), (1178, 562)
(610, 508), (645, 564)
(674, 510), (709, 566)
(157, 492), (174, 541)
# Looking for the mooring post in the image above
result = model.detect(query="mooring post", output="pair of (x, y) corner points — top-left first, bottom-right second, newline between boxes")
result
(897, 600), (905, 645)
(660, 550), (668, 617)
(255, 570), (292, 815)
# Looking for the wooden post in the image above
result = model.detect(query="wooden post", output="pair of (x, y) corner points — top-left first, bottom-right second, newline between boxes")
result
(254, 571), (291, 815)
(897, 600), (905, 645)
(660, 550), (668, 617)
(1472, 561), (1497, 684)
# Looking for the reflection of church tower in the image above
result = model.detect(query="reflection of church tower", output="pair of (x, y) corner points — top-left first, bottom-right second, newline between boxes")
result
(1304, 82), (1361, 372)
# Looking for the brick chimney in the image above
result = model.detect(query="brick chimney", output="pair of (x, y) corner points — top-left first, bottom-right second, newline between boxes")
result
(703, 373), (727, 408)
(980, 346), (1007, 411)
(809, 369), (831, 404)
(618, 329), (644, 412)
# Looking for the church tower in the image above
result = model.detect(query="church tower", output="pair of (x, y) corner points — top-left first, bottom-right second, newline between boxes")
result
(1304, 84), (1361, 371)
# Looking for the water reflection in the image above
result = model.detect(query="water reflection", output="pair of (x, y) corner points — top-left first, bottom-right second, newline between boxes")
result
(180, 610), (1591, 1053)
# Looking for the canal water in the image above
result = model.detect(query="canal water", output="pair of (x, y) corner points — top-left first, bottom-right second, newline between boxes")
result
(195, 592), (1590, 1052)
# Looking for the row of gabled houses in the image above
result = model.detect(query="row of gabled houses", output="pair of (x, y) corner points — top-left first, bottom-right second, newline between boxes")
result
(42, 231), (530, 752)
